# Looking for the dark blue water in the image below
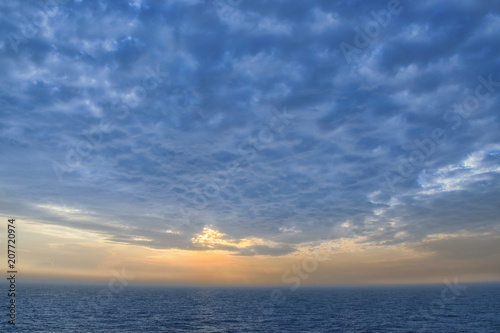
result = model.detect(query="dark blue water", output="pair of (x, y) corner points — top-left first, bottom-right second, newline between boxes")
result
(1, 283), (499, 332)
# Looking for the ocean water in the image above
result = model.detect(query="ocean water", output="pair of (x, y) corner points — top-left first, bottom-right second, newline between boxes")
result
(1, 282), (499, 332)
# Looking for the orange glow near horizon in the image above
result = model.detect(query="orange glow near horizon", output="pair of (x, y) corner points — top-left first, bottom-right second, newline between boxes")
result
(8, 220), (500, 287)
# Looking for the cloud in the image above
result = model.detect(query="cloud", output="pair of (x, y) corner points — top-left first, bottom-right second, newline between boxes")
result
(190, 225), (296, 256)
(412, 233), (500, 260)
(0, 0), (499, 260)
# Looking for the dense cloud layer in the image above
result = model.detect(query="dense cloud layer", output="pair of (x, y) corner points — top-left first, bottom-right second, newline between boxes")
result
(1, 0), (499, 255)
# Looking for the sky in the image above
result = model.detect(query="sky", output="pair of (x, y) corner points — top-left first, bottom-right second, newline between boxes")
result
(0, 0), (499, 286)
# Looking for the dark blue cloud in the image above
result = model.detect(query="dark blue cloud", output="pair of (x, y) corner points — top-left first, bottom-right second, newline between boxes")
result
(1, 0), (499, 255)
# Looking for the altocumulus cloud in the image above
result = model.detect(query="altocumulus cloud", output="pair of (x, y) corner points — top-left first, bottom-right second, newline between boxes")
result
(0, 0), (499, 256)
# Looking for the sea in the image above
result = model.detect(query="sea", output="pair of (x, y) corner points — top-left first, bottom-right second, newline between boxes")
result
(1, 282), (499, 332)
